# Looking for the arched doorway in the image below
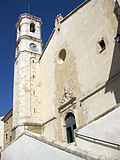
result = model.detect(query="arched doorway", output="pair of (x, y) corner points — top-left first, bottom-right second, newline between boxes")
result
(65, 112), (76, 143)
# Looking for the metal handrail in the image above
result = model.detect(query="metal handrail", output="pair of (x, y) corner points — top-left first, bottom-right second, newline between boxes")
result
(75, 133), (120, 147)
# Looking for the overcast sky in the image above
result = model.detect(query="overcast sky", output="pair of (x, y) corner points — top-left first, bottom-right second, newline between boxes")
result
(0, 0), (85, 116)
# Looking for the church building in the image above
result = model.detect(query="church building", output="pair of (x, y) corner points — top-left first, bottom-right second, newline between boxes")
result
(0, 0), (120, 159)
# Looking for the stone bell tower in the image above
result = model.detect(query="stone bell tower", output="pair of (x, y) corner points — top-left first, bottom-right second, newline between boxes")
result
(12, 13), (43, 139)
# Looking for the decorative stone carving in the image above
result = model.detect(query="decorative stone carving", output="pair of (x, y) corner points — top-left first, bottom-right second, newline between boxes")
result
(55, 14), (63, 32)
(60, 87), (74, 105)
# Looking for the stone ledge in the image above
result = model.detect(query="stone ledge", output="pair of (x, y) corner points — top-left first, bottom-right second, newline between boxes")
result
(21, 131), (101, 160)
(0, 130), (111, 160)
(16, 13), (42, 28)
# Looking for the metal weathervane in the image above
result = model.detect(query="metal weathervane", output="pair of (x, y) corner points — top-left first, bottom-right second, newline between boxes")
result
(28, 4), (30, 14)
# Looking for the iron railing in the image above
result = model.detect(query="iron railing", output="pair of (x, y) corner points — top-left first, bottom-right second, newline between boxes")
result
(75, 133), (120, 148)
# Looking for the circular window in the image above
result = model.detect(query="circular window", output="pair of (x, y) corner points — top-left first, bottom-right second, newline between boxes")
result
(58, 49), (66, 64)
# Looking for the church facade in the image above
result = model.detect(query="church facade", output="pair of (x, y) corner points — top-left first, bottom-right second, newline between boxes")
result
(0, 0), (120, 159)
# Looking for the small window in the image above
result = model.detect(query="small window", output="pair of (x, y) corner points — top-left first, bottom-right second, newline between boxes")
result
(30, 23), (35, 33)
(19, 26), (21, 32)
(10, 136), (12, 142)
(17, 47), (19, 54)
(5, 134), (8, 142)
(6, 134), (8, 139)
(33, 91), (35, 95)
(98, 39), (106, 53)
(33, 75), (35, 79)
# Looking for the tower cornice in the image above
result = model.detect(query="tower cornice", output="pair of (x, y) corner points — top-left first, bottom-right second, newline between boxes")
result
(16, 13), (42, 28)
(14, 50), (42, 63)
(15, 35), (43, 48)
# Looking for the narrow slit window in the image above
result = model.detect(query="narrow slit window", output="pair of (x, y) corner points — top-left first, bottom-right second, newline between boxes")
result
(10, 136), (12, 142)
(6, 134), (8, 142)
(33, 91), (35, 95)
(33, 75), (35, 79)
(19, 26), (21, 32)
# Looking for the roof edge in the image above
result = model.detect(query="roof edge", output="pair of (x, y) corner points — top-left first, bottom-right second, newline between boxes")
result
(60, 0), (91, 23)
(16, 13), (42, 28)
(1, 130), (100, 160)
(40, 29), (55, 59)
(2, 108), (13, 122)
(40, 0), (91, 58)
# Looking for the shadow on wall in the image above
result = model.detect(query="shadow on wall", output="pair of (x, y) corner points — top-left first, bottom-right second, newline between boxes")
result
(105, 1), (120, 104)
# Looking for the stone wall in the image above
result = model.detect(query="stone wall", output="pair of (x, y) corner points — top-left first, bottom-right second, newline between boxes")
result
(2, 110), (13, 148)
(0, 117), (4, 151)
(11, 1), (120, 156)
(1, 132), (102, 160)
(13, 52), (42, 138)
(40, 0), (119, 142)
(76, 106), (120, 159)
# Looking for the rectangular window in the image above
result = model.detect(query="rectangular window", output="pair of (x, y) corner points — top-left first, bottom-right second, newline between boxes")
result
(98, 39), (106, 53)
